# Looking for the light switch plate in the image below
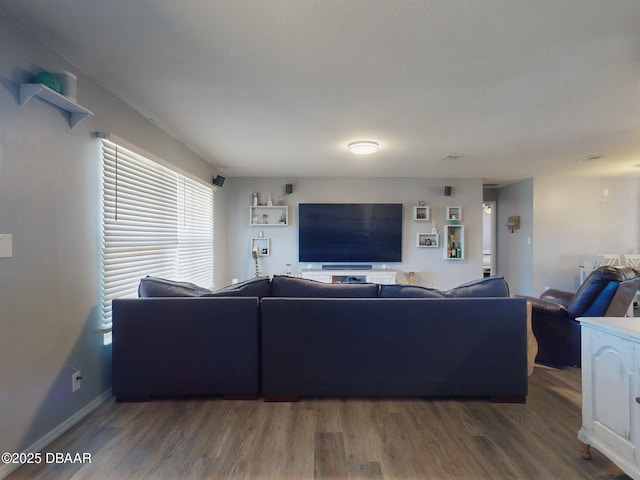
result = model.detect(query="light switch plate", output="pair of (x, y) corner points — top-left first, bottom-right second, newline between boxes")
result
(0, 234), (13, 258)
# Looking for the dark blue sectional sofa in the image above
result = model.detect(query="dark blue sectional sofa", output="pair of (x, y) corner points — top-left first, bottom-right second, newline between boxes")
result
(112, 274), (528, 403)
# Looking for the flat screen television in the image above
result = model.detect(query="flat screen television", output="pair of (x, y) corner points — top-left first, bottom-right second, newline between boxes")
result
(298, 203), (403, 263)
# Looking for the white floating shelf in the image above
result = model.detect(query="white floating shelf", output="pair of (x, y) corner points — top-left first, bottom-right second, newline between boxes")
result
(19, 83), (94, 130)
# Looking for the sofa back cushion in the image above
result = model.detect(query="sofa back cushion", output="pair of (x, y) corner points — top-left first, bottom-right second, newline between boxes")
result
(445, 276), (510, 298)
(378, 284), (446, 298)
(379, 276), (509, 298)
(138, 276), (213, 297)
(203, 276), (271, 299)
(271, 275), (379, 298)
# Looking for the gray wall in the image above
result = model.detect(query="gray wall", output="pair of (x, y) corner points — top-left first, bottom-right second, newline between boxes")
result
(495, 179), (534, 296)
(225, 175), (640, 296)
(532, 176), (639, 294)
(225, 177), (485, 290)
(495, 176), (640, 297)
(0, 17), (220, 462)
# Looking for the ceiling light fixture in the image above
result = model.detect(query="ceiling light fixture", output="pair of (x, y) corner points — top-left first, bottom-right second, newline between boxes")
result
(348, 141), (379, 155)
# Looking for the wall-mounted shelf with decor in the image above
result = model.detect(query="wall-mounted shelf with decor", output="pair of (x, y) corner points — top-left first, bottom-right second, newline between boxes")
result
(417, 233), (439, 248)
(249, 206), (288, 226)
(444, 224), (465, 259)
(413, 206), (431, 221)
(446, 206), (462, 222)
(251, 237), (270, 256)
(19, 83), (93, 130)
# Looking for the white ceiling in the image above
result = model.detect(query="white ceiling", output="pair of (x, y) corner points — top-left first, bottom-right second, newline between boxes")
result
(2, 0), (640, 184)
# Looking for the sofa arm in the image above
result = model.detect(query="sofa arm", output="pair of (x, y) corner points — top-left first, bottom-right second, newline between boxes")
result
(518, 295), (570, 317)
(112, 297), (260, 400)
(539, 288), (574, 307)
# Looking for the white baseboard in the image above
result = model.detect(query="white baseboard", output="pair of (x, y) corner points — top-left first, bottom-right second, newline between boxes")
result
(0, 389), (112, 480)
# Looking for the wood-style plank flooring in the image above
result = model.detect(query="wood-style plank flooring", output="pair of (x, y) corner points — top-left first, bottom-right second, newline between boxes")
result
(7, 366), (630, 479)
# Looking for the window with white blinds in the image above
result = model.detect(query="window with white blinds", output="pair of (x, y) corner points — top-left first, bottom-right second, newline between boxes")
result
(100, 138), (214, 344)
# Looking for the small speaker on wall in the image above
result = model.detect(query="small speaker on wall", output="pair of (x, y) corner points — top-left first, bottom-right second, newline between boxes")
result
(444, 186), (452, 196)
(285, 183), (293, 194)
(212, 175), (226, 187)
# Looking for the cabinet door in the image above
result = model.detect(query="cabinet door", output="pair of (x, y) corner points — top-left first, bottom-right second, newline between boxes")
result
(584, 329), (636, 463)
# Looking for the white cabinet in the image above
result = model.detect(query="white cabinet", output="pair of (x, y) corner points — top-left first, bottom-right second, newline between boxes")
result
(579, 317), (640, 480)
(249, 206), (288, 226)
(301, 269), (396, 284)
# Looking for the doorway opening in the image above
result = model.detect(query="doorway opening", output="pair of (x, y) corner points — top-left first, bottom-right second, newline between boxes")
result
(482, 202), (496, 277)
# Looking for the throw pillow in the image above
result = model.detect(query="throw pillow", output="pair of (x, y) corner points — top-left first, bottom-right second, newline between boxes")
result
(203, 276), (272, 299)
(445, 276), (509, 298)
(138, 276), (213, 297)
(378, 284), (446, 298)
(270, 275), (379, 298)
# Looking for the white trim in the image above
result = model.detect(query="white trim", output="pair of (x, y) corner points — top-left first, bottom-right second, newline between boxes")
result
(0, 389), (112, 480)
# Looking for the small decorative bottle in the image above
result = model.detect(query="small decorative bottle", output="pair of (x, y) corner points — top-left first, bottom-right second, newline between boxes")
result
(252, 192), (258, 206)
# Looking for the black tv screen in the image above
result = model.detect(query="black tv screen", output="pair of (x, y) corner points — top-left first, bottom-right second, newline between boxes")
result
(298, 203), (403, 263)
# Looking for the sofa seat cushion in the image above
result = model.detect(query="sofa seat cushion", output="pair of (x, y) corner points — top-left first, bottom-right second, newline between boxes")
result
(204, 276), (271, 299)
(271, 275), (379, 298)
(378, 284), (446, 298)
(445, 276), (510, 298)
(138, 276), (213, 297)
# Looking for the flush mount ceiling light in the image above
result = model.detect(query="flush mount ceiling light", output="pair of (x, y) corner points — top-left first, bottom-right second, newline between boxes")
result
(348, 141), (379, 155)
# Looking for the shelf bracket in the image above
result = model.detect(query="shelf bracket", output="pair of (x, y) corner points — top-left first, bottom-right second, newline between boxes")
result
(19, 83), (94, 130)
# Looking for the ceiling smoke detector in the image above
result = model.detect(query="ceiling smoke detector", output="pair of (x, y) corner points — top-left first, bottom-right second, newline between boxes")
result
(580, 155), (605, 162)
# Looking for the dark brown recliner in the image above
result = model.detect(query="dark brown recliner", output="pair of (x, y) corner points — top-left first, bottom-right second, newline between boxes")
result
(522, 265), (640, 367)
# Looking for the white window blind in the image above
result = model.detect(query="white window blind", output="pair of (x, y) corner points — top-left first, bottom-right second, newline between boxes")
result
(100, 138), (214, 343)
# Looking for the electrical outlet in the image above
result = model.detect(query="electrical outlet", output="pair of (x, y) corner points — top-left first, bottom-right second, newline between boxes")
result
(72, 370), (82, 392)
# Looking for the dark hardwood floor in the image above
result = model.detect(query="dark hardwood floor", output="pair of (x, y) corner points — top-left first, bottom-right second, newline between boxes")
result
(6, 366), (630, 479)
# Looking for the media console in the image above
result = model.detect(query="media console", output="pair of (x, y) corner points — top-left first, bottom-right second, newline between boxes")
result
(301, 269), (396, 284)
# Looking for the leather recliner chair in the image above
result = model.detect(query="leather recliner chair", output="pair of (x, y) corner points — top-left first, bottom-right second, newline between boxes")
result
(522, 265), (640, 367)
